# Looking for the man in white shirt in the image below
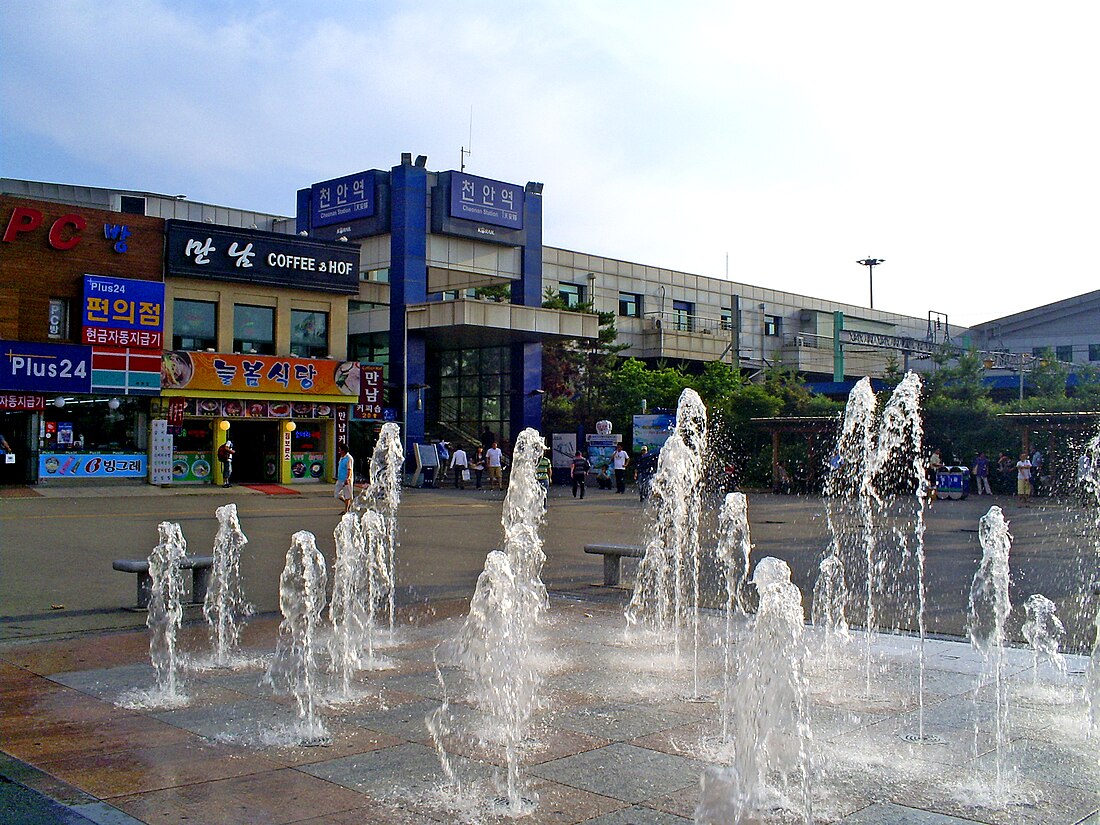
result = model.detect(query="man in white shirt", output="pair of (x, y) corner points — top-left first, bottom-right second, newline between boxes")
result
(449, 444), (469, 489)
(485, 442), (504, 490)
(1016, 452), (1032, 498)
(611, 443), (630, 494)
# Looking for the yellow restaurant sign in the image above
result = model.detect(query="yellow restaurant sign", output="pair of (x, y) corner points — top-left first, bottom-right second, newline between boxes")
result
(161, 351), (361, 400)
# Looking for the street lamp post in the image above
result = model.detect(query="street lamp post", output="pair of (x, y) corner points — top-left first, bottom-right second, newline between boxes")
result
(857, 257), (884, 309)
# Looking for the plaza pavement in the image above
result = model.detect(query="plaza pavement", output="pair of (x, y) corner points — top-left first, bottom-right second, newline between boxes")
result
(1, 481), (1098, 824)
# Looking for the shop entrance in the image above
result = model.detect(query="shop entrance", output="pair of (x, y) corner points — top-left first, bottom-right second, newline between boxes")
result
(0, 412), (33, 485)
(227, 420), (279, 484)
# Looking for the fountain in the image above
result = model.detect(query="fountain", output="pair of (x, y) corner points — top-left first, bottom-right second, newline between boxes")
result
(201, 503), (253, 668)
(1080, 430), (1100, 735)
(707, 557), (812, 823)
(356, 421), (403, 634)
(264, 530), (329, 744)
(626, 388), (708, 692)
(810, 554), (850, 664)
(434, 427), (549, 817)
(1022, 593), (1067, 683)
(967, 505), (1014, 800)
(714, 492), (752, 741)
(119, 521), (190, 708)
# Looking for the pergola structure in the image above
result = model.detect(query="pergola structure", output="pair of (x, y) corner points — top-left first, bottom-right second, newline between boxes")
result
(996, 411), (1100, 456)
(750, 415), (841, 490)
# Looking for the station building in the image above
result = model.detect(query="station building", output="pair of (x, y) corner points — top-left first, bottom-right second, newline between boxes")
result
(2, 160), (993, 486)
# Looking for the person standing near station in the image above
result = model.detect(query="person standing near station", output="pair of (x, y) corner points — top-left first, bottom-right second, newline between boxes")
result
(486, 441), (504, 491)
(335, 442), (355, 513)
(470, 445), (486, 490)
(449, 443), (469, 489)
(1016, 451), (1033, 499)
(570, 450), (591, 499)
(611, 442), (630, 494)
(218, 440), (235, 488)
(635, 445), (659, 501)
(973, 452), (992, 495)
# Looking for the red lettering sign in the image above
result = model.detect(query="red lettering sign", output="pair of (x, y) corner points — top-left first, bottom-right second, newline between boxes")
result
(2, 207), (87, 249)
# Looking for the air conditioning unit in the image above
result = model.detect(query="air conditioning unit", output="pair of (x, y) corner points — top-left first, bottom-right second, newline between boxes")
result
(795, 335), (806, 347)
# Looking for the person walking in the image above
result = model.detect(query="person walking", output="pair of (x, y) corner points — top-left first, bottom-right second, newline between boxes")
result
(471, 445), (486, 489)
(486, 441), (504, 491)
(335, 442), (355, 513)
(1016, 452), (1033, 499)
(611, 442), (630, 494)
(217, 440), (235, 488)
(997, 452), (1014, 493)
(570, 450), (590, 499)
(449, 444), (469, 489)
(974, 452), (992, 495)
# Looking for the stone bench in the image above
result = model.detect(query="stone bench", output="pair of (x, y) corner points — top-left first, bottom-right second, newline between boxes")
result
(583, 544), (645, 587)
(112, 556), (214, 610)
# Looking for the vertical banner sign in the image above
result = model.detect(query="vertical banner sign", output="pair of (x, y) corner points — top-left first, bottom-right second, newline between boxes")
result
(282, 430), (292, 463)
(335, 404), (349, 449)
(150, 418), (174, 485)
(167, 397), (186, 427)
(356, 364), (384, 420)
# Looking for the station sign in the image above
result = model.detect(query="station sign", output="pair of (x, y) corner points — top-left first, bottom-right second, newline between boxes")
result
(449, 172), (524, 230)
(310, 171), (376, 227)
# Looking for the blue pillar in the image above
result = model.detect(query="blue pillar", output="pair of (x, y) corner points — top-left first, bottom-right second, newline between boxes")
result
(510, 183), (544, 441)
(389, 160), (429, 463)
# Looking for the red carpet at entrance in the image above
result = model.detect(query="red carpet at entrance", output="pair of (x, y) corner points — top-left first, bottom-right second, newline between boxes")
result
(242, 484), (301, 496)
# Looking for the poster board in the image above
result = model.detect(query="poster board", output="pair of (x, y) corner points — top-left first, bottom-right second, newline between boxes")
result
(551, 433), (578, 468)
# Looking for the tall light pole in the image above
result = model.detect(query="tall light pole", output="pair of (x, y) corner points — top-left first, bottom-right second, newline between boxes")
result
(857, 257), (884, 309)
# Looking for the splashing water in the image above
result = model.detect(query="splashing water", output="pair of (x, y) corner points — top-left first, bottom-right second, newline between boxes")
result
(1021, 593), (1067, 683)
(968, 505), (1013, 799)
(715, 492), (752, 741)
(713, 557), (812, 823)
(127, 521), (189, 708)
(356, 422), (403, 635)
(437, 427), (549, 817)
(203, 504), (253, 668)
(265, 530), (329, 744)
(626, 388), (708, 692)
(1078, 430), (1100, 736)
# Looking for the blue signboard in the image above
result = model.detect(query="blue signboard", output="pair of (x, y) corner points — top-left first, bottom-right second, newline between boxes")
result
(311, 171), (375, 228)
(82, 275), (165, 334)
(39, 453), (147, 479)
(0, 340), (93, 394)
(449, 173), (524, 230)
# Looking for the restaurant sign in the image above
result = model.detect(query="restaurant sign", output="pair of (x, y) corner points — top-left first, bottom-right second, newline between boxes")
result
(161, 351), (362, 399)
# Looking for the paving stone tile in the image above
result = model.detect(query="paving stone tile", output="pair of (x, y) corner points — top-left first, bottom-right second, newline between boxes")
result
(110, 768), (370, 825)
(530, 742), (700, 805)
(840, 801), (985, 823)
(581, 806), (693, 825)
(299, 741), (486, 802)
(2, 712), (195, 764)
(36, 738), (280, 798)
(553, 701), (696, 742)
(971, 736), (1100, 794)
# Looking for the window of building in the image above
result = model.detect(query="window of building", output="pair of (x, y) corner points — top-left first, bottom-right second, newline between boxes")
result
(290, 310), (328, 358)
(720, 307), (734, 331)
(349, 332), (390, 389)
(172, 299), (217, 350)
(764, 315), (781, 336)
(233, 305), (275, 354)
(433, 346), (511, 445)
(1056, 345), (1073, 363)
(47, 298), (69, 340)
(349, 300), (387, 312)
(618, 292), (642, 318)
(672, 300), (694, 332)
(119, 195), (146, 215)
(1090, 344), (1100, 362)
(361, 267), (390, 283)
(559, 283), (585, 308)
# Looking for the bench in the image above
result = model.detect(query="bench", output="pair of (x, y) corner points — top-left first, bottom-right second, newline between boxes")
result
(112, 556), (214, 610)
(584, 544), (645, 587)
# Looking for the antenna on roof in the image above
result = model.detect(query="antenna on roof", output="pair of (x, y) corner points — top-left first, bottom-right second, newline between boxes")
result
(460, 105), (473, 172)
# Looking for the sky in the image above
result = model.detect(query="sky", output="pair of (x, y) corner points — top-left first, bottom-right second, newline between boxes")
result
(2, 1), (1098, 329)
